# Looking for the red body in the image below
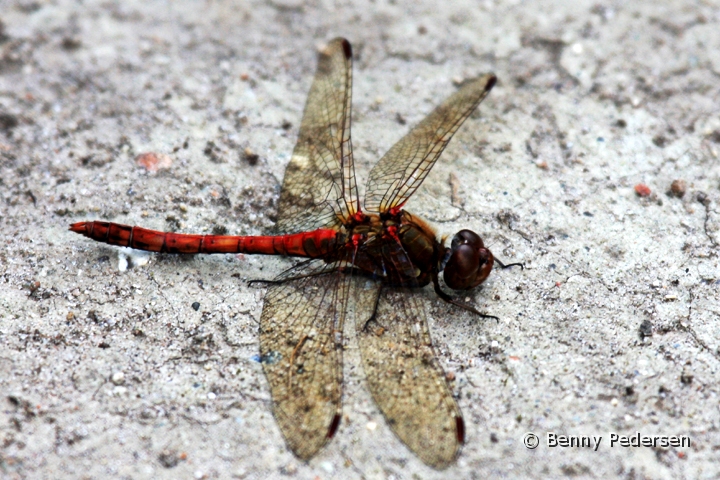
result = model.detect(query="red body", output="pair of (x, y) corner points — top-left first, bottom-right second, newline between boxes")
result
(69, 221), (338, 258)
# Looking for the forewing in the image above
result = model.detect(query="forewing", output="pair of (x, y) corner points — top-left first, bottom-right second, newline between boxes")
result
(352, 241), (464, 469)
(259, 257), (353, 459)
(364, 74), (496, 214)
(276, 38), (358, 233)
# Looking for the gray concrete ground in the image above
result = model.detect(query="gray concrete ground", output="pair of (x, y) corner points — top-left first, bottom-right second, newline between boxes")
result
(1, 0), (719, 478)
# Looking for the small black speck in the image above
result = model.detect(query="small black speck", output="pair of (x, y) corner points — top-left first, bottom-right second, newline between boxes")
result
(61, 36), (82, 50)
(98, 342), (110, 349)
(490, 432), (499, 443)
(0, 113), (19, 131)
(615, 119), (627, 128)
(503, 191), (508, 195)
(696, 191), (709, 206)
(639, 319), (653, 338)
(192, 302), (200, 311)
(548, 263), (556, 269)
(583, 211), (594, 217)
(244, 149), (259, 166)
(212, 225), (228, 235)
(652, 135), (667, 147)
(158, 450), (180, 469)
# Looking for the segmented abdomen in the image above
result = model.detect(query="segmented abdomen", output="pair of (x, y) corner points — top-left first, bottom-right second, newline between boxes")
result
(69, 221), (338, 258)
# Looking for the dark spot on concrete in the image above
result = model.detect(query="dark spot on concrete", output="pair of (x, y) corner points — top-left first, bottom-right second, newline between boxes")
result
(639, 319), (653, 338)
(652, 135), (667, 147)
(0, 112), (18, 130)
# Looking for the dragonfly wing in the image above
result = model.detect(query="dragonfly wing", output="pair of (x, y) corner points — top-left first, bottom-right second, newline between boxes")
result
(352, 239), (463, 468)
(364, 74), (496, 214)
(276, 38), (358, 233)
(259, 257), (353, 459)
(355, 285), (464, 469)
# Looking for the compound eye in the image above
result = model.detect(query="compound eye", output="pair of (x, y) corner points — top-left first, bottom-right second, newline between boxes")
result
(451, 229), (483, 251)
(443, 230), (494, 290)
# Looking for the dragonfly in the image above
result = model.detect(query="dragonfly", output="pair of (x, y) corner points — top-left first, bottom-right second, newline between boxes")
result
(70, 38), (521, 469)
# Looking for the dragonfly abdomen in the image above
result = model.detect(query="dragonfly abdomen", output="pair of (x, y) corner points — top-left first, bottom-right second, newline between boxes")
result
(69, 221), (337, 258)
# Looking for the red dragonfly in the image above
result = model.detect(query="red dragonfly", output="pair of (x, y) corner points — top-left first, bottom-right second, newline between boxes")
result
(70, 38), (520, 468)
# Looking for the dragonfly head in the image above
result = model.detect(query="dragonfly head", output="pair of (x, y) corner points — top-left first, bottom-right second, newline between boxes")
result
(441, 229), (494, 290)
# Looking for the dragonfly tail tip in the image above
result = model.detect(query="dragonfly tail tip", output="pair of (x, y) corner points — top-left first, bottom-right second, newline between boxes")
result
(69, 222), (87, 234)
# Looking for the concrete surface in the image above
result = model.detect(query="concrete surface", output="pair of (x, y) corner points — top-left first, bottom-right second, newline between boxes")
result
(1, 0), (719, 478)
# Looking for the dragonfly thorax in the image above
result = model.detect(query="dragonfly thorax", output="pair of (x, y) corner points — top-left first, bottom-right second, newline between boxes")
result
(343, 210), (441, 288)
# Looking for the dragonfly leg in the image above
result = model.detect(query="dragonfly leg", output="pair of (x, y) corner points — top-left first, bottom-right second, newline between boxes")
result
(432, 272), (499, 321)
(247, 278), (277, 287)
(494, 258), (524, 270)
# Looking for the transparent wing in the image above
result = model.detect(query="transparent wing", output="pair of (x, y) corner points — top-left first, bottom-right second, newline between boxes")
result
(364, 74), (496, 214)
(352, 244), (464, 469)
(259, 256), (353, 459)
(276, 38), (358, 233)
